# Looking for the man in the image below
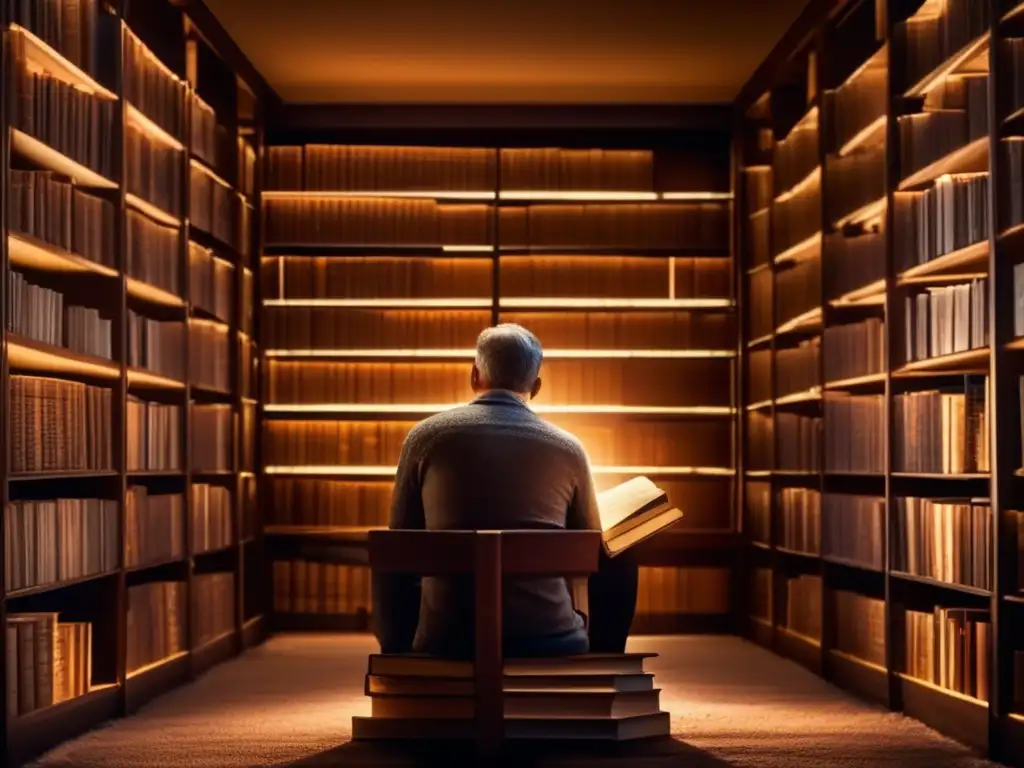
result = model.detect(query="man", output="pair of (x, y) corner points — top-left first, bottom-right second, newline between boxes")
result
(373, 323), (638, 659)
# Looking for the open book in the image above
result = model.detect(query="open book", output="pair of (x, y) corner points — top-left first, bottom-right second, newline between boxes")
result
(597, 477), (683, 556)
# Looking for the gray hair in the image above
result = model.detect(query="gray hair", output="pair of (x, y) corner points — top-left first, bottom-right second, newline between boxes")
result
(475, 323), (543, 392)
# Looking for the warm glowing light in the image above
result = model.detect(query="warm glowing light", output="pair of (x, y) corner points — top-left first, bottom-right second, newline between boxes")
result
(263, 403), (735, 416)
(126, 277), (185, 308)
(830, 280), (886, 307)
(8, 337), (118, 379)
(774, 388), (822, 405)
(898, 672), (989, 708)
(747, 333), (773, 348)
(190, 158), (233, 190)
(263, 298), (492, 309)
(500, 297), (733, 309)
(773, 232), (821, 265)
(897, 239), (989, 283)
(263, 465), (735, 477)
(264, 525), (383, 536)
(837, 116), (886, 158)
(659, 192), (733, 201)
(775, 307), (822, 335)
(904, 31), (990, 98)
(746, 399), (772, 411)
(123, 23), (184, 84)
(127, 367), (185, 389)
(441, 245), (495, 252)
(894, 347), (989, 375)
(11, 130), (116, 189)
(126, 651), (189, 680)
(127, 103), (184, 152)
(824, 373), (886, 389)
(834, 197), (886, 229)
(774, 167), (821, 205)
(189, 317), (230, 331)
(126, 193), (180, 228)
(262, 189), (496, 200)
(12, 24), (117, 99)
(499, 190), (658, 201)
(264, 348), (736, 360)
(8, 233), (117, 277)
(897, 137), (989, 191)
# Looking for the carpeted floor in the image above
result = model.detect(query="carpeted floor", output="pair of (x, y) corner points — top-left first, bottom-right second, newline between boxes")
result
(29, 634), (1000, 768)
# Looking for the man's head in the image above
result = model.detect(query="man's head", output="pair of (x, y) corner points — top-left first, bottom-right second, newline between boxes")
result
(471, 323), (543, 400)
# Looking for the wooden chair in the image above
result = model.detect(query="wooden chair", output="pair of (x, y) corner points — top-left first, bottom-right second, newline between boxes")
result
(364, 529), (603, 754)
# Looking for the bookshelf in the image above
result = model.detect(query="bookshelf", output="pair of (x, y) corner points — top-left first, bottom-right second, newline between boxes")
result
(259, 139), (739, 636)
(736, 0), (1024, 762)
(0, 0), (266, 763)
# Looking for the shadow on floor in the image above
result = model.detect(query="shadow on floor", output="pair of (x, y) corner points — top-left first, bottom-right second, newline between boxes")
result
(276, 736), (734, 767)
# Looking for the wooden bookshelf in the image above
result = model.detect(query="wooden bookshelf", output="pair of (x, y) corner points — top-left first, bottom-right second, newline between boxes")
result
(736, 0), (1024, 762)
(0, 1), (268, 763)
(259, 139), (739, 633)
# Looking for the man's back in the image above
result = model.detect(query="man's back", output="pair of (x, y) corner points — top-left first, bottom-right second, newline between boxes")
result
(389, 390), (600, 657)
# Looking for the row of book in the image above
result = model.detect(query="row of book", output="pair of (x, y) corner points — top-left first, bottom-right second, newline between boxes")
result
(785, 574), (822, 641)
(775, 257), (821, 330)
(10, 376), (113, 474)
(9, 0), (103, 79)
(189, 243), (234, 324)
(264, 199), (730, 251)
(744, 482), (771, 544)
(772, 181), (821, 257)
(895, 0), (990, 94)
(266, 146), (661, 192)
(778, 487), (820, 554)
(747, 349), (772, 405)
(190, 320), (231, 393)
(192, 404), (233, 472)
(776, 413), (821, 471)
(127, 581), (185, 674)
(896, 79), (988, 184)
(261, 255), (734, 301)
(262, 308), (735, 351)
(239, 335), (257, 400)
(10, 38), (116, 178)
(893, 174), (989, 273)
(190, 96), (227, 173)
(192, 573), (236, 647)
(127, 122), (183, 219)
(746, 411), (774, 471)
(999, 39), (1024, 121)
(744, 167), (772, 214)
(775, 338), (819, 397)
(894, 497), (991, 590)
(903, 279), (988, 364)
(241, 402), (256, 473)
(822, 494), (885, 570)
(773, 119), (818, 197)
(824, 393), (885, 474)
(273, 560), (372, 615)
(824, 226), (885, 303)
(128, 313), (184, 380)
(239, 138), (257, 200)
(126, 398), (181, 471)
(823, 318), (885, 383)
(4, 498), (118, 592)
(6, 615), (93, 717)
(893, 379), (990, 474)
(636, 568), (730, 616)
(264, 358), (732, 409)
(1000, 139), (1024, 233)
(9, 172), (115, 270)
(190, 163), (242, 249)
(191, 484), (233, 555)
(825, 51), (886, 156)
(747, 268), (773, 340)
(747, 208), (771, 268)
(123, 28), (186, 141)
(127, 209), (180, 296)
(241, 270), (255, 335)
(825, 147), (885, 227)
(834, 590), (886, 669)
(263, 418), (731, 468)
(906, 607), (990, 702)
(7, 271), (112, 359)
(125, 488), (184, 569)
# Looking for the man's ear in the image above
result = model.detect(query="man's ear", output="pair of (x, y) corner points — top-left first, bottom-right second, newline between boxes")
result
(470, 364), (481, 392)
(529, 377), (542, 400)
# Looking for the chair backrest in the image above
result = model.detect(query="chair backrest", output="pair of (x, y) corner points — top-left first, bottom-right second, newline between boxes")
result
(367, 529), (602, 753)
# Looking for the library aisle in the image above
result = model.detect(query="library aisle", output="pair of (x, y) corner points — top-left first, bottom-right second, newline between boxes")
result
(27, 635), (995, 768)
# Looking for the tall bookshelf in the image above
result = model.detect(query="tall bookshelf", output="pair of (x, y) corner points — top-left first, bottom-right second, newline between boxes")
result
(0, 0), (264, 763)
(258, 137), (740, 636)
(737, 0), (1024, 762)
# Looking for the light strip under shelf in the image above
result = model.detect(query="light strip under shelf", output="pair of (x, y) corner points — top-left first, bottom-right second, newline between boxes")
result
(8, 338), (119, 380)
(263, 403), (735, 416)
(775, 307), (822, 336)
(499, 190), (659, 201)
(126, 277), (185, 309)
(659, 192), (733, 201)
(836, 116), (886, 158)
(500, 297), (734, 309)
(441, 245), (495, 252)
(897, 138), (989, 191)
(904, 31), (990, 99)
(896, 239), (989, 283)
(829, 280), (886, 308)
(774, 387), (822, 406)
(126, 193), (181, 228)
(12, 24), (117, 99)
(262, 298), (492, 309)
(824, 372), (886, 389)
(126, 103), (184, 152)
(8, 233), (118, 278)
(264, 348), (736, 360)
(261, 190), (496, 200)
(773, 232), (822, 265)
(834, 197), (886, 229)
(190, 158), (233, 190)
(11, 129), (117, 189)
(263, 465), (735, 477)
(774, 166), (821, 205)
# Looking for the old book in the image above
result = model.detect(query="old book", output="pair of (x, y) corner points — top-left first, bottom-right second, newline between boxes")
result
(370, 688), (662, 719)
(366, 672), (655, 697)
(597, 476), (683, 556)
(368, 652), (656, 678)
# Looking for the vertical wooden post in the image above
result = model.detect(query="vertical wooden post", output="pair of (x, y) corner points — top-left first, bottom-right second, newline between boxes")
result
(474, 531), (503, 756)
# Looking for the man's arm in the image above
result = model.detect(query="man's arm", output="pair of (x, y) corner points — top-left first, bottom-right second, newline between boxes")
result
(566, 442), (602, 532)
(372, 429), (426, 653)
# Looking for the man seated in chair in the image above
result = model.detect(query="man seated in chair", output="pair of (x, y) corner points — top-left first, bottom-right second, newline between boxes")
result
(373, 323), (637, 659)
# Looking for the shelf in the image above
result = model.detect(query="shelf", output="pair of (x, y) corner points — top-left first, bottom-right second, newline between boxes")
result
(897, 137), (989, 191)
(126, 651), (190, 682)
(8, 232), (118, 277)
(824, 372), (886, 389)
(264, 348), (736, 360)
(903, 31), (990, 99)
(192, 630), (238, 677)
(6, 569), (118, 599)
(776, 627), (822, 675)
(263, 403), (734, 417)
(746, 262), (771, 276)
(773, 232), (821, 265)
(774, 166), (821, 205)
(899, 673), (989, 753)
(499, 298), (734, 310)
(744, 470), (772, 477)
(747, 333), (773, 349)
(775, 307), (822, 336)
(263, 244), (495, 256)
(745, 399), (772, 411)
(126, 277), (186, 309)
(829, 280), (886, 307)
(126, 555), (187, 573)
(7, 683), (119, 767)
(775, 546), (819, 560)
(500, 190), (659, 202)
(263, 297), (492, 309)
(126, 193), (182, 228)
(1004, 1), (1024, 22)
(126, 103), (185, 152)
(822, 554), (883, 573)
(774, 388), (821, 406)
(10, 25), (116, 99)
(837, 115), (887, 158)
(892, 347), (989, 375)
(265, 525), (381, 540)
(897, 240), (989, 283)
(190, 157), (232, 190)
(890, 571), (990, 597)
(8, 335), (120, 380)
(263, 189), (496, 201)
(891, 472), (989, 481)
(833, 197), (886, 229)
(126, 367), (186, 390)
(749, 540), (770, 550)
(10, 129), (117, 189)
(827, 650), (889, 706)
